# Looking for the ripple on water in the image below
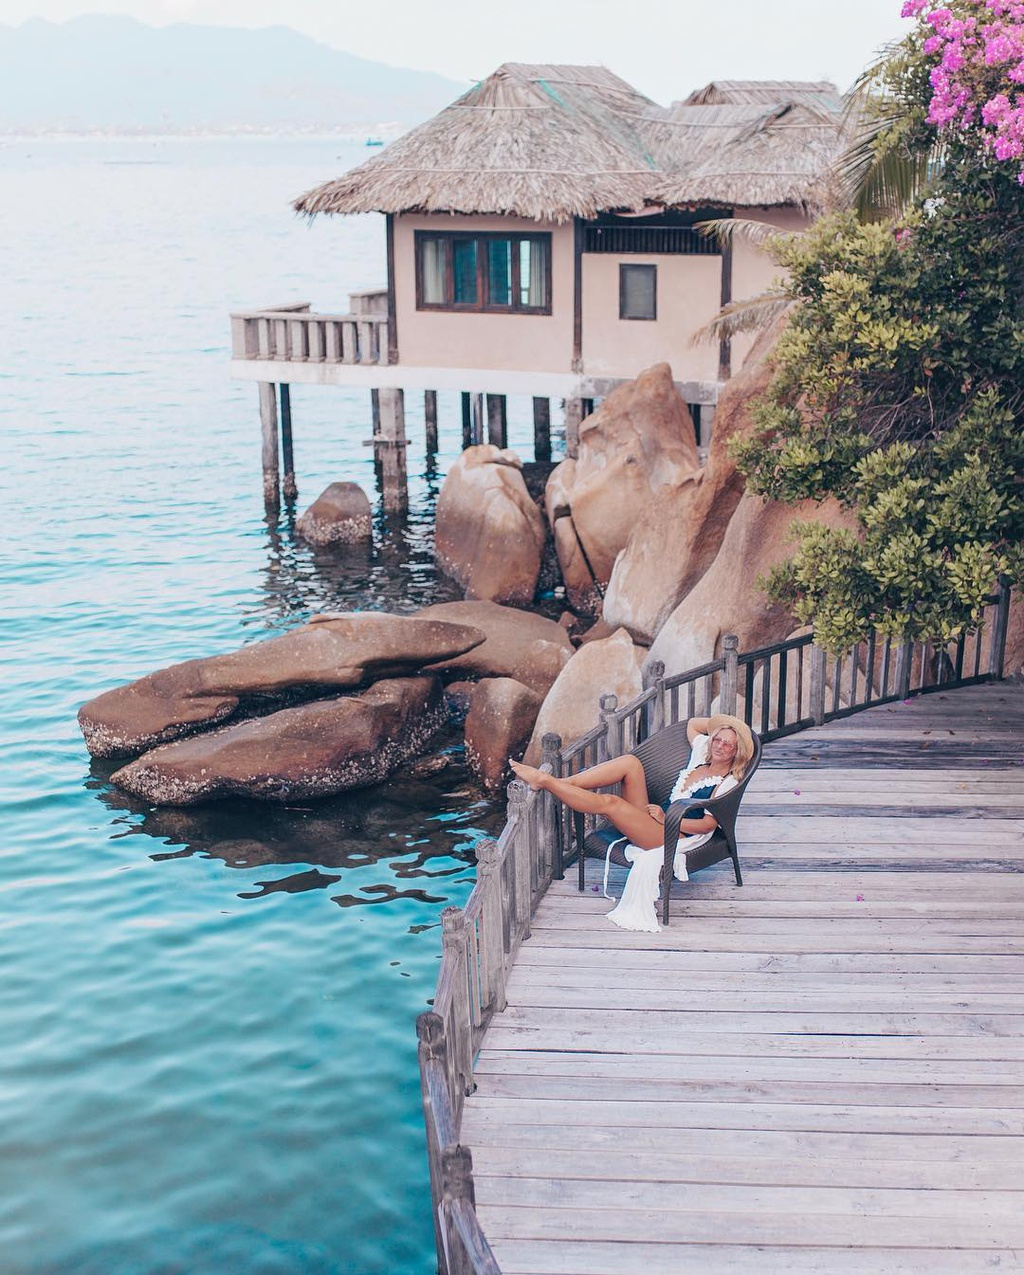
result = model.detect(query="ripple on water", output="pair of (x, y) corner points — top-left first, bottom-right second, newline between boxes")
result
(0, 136), (558, 1273)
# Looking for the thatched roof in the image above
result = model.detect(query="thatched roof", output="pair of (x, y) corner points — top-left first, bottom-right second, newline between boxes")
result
(681, 80), (842, 111)
(294, 65), (843, 221)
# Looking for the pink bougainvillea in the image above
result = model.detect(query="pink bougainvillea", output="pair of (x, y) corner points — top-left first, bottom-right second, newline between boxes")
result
(902, 0), (1024, 180)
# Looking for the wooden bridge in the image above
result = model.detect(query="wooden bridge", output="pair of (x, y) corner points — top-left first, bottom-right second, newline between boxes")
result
(416, 596), (1021, 1274)
(461, 681), (1024, 1272)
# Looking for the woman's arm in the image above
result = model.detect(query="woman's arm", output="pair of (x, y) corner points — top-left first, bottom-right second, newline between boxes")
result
(687, 716), (712, 743)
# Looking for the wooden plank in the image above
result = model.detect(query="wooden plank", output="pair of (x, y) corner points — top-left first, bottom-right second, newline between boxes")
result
(489, 1240), (1024, 1275)
(487, 1177), (1024, 1222)
(463, 1096), (1024, 1135)
(480, 1022), (1024, 1060)
(460, 1121), (1024, 1163)
(472, 1072), (1023, 1110)
(470, 1144), (1018, 1189)
(476, 1204), (1024, 1247)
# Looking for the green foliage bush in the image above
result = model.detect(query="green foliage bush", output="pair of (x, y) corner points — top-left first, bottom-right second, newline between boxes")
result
(734, 149), (1024, 653)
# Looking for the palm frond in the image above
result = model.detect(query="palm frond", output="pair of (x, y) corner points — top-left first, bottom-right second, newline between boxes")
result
(691, 291), (794, 346)
(694, 216), (795, 250)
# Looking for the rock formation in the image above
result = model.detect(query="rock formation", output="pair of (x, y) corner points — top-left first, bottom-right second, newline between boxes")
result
(434, 444), (546, 605)
(463, 678), (542, 790)
(545, 363), (700, 609)
(110, 676), (447, 806)
(415, 600), (573, 697)
(523, 627), (645, 765)
(295, 482), (372, 545)
(602, 316), (787, 644)
(646, 491), (857, 679)
(79, 613), (485, 758)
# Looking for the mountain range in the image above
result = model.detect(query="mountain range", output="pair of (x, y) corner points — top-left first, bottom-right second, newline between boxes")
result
(0, 15), (468, 134)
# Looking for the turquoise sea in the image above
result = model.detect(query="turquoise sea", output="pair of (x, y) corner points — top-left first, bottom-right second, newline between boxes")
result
(0, 136), (554, 1274)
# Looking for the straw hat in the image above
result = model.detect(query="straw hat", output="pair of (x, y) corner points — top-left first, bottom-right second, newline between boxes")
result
(705, 714), (755, 776)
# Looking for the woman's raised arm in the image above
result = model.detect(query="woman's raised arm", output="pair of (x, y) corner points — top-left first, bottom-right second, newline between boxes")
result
(686, 716), (712, 743)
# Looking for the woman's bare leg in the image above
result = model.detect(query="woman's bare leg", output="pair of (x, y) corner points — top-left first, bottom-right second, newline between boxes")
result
(509, 760), (663, 849)
(560, 754), (650, 806)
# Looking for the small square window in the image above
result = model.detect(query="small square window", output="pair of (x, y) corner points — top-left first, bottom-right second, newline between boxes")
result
(620, 263), (657, 320)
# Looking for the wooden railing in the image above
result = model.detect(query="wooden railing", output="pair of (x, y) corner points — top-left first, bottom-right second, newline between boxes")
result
(417, 577), (1013, 1274)
(416, 778), (560, 1275)
(230, 302), (390, 366)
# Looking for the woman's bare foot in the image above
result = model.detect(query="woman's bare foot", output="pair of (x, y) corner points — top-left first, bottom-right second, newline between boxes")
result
(509, 759), (547, 790)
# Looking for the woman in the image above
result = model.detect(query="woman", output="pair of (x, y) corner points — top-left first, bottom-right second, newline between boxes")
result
(510, 714), (754, 933)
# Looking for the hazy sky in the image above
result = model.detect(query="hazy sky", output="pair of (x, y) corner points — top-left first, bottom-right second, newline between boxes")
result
(6, 0), (913, 102)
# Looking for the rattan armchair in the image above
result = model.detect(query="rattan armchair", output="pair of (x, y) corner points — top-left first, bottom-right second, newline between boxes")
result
(574, 719), (762, 924)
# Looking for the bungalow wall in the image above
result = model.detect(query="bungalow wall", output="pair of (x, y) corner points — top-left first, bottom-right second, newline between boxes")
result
(391, 206), (808, 386)
(392, 213), (575, 374)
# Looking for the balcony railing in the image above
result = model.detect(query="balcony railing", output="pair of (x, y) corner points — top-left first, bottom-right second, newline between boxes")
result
(230, 298), (390, 367)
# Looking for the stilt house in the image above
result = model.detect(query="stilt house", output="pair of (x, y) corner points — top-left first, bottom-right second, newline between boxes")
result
(230, 65), (842, 508)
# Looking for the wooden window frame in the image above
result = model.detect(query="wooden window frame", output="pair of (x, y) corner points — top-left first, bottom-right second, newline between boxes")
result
(415, 230), (552, 315)
(619, 263), (658, 321)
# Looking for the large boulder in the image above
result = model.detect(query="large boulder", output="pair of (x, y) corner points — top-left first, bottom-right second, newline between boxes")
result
(523, 627), (645, 765)
(415, 600), (573, 697)
(295, 482), (372, 546)
(646, 491), (857, 679)
(78, 614), (485, 758)
(545, 364), (700, 599)
(603, 315), (787, 644)
(434, 444), (546, 605)
(109, 676), (447, 806)
(464, 678), (543, 790)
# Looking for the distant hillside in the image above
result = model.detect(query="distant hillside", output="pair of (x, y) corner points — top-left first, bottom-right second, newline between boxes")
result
(0, 15), (469, 134)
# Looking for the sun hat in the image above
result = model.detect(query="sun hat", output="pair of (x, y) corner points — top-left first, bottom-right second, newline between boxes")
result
(705, 714), (755, 776)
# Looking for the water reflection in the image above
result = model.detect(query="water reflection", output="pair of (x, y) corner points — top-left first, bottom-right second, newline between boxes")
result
(251, 495), (464, 632)
(88, 727), (504, 912)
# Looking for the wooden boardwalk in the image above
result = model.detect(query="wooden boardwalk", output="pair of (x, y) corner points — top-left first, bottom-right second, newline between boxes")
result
(462, 682), (1024, 1274)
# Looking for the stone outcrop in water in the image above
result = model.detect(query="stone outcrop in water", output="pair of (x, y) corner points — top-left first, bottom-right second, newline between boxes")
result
(415, 600), (573, 697)
(463, 677), (542, 790)
(110, 676), (447, 805)
(295, 481), (372, 546)
(434, 444), (546, 606)
(78, 614), (485, 758)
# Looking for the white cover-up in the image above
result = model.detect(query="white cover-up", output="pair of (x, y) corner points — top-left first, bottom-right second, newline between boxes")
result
(604, 734), (738, 933)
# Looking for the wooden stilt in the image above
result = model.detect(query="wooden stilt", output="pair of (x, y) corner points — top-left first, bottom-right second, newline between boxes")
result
(376, 387), (408, 514)
(486, 394), (507, 449)
(424, 390), (438, 455)
(279, 383), (297, 502)
(532, 397), (551, 463)
(259, 381), (280, 509)
(564, 397), (583, 459)
(370, 388), (382, 480)
(461, 392), (472, 449)
(700, 404), (714, 453)
(471, 393), (484, 446)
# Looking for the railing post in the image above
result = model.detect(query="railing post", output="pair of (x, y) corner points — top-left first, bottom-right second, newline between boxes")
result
(441, 908), (473, 1097)
(417, 1011), (453, 1275)
(720, 634), (739, 716)
(989, 576), (1012, 679)
(642, 660), (665, 737)
(506, 779), (532, 941)
(598, 693), (619, 762)
(541, 732), (564, 879)
(475, 839), (507, 1016)
(894, 638), (914, 700)
(809, 644), (828, 726)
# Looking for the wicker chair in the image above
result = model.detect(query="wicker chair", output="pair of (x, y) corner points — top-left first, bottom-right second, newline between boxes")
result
(574, 719), (763, 925)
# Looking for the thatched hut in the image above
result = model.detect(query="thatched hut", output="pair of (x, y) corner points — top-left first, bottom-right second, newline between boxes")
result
(232, 64), (842, 509)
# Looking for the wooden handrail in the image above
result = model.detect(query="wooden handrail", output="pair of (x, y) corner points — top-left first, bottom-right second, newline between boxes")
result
(417, 579), (1015, 1274)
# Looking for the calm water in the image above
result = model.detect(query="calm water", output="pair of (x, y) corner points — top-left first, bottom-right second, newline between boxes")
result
(0, 136), (556, 1275)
